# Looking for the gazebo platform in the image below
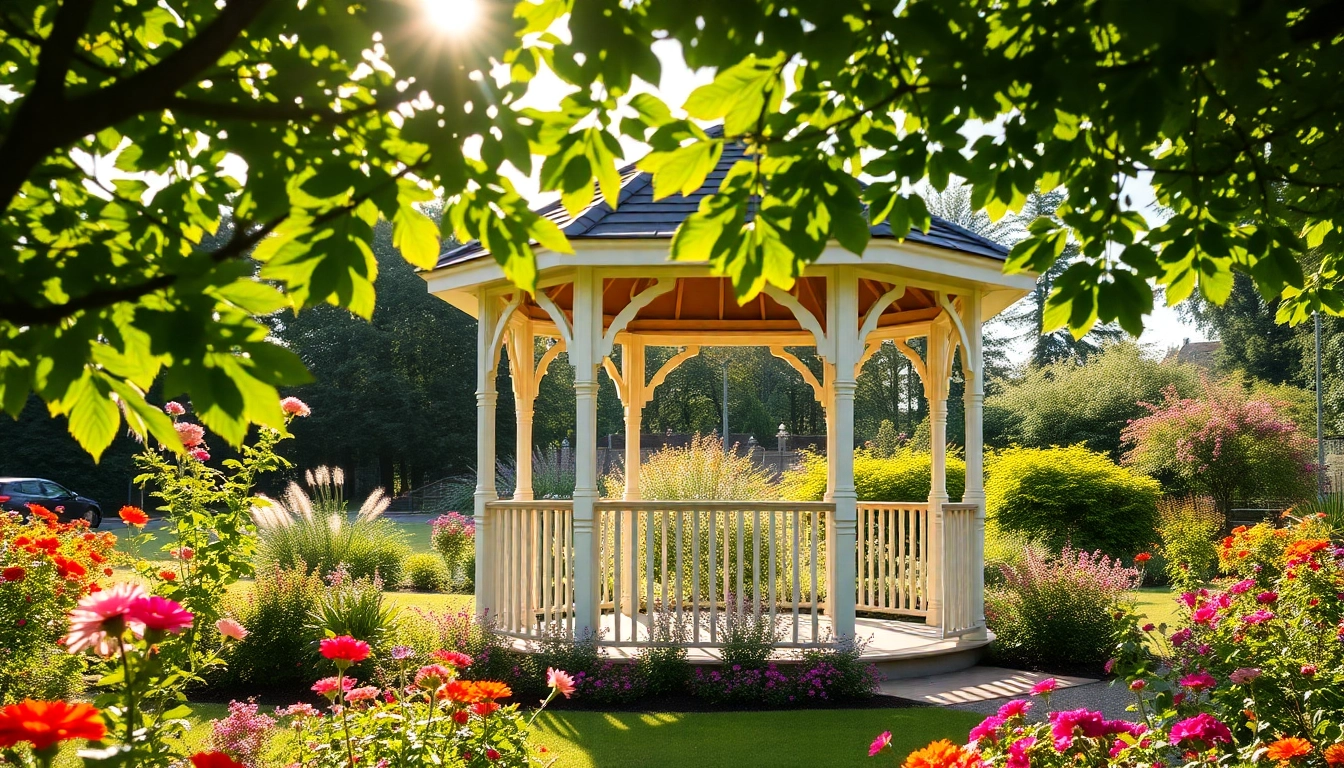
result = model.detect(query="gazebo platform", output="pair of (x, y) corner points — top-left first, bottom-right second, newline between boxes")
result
(504, 614), (994, 680)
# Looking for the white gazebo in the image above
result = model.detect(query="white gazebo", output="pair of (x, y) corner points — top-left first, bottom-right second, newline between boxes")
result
(422, 139), (1033, 675)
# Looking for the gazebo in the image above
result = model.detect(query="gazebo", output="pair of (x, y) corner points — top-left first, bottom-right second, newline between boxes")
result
(421, 137), (1034, 675)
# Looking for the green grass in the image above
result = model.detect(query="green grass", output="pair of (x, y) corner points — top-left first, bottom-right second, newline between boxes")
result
(1129, 586), (1181, 630)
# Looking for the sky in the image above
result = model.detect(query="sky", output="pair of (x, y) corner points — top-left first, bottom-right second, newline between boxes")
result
(501, 41), (1207, 365)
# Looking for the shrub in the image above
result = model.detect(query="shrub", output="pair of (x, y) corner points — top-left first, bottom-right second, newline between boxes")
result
(780, 447), (965, 502)
(718, 601), (784, 670)
(307, 568), (399, 668)
(1215, 517), (1332, 584)
(986, 546), (1141, 672)
(1122, 378), (1317, 513)
(792, 638), (883, 701)
(0, 508), (115, 702)
(637, 609), (691, 697)
(689, 663), (793, 706)
(429, 512), (475, 590)
(395, 608), (536, 696)
(209, 700), (276, 767)
(1156, 496), (1225, 591)
(219, 566), (326, 689)
(986, 445), (1160, 557)
(402, 553), (450, 592)
(252, 466), (410, 584)
(604, 433), (778, 500)
(983, 524), (1049, 588)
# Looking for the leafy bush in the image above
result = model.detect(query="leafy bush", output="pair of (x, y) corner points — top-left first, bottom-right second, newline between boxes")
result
(1216, 517), (1332, 584)
(1156, 496), (1225, 591)
(219, 566), (326, 689)
(780, 447), (965, 502)
(208, 700), (276, 766)
(395, 607), (537, 696)
(983, 524), (1049, 588)
(604, 433), (778, 500)
(402, 553), (450, 592)
(429, 512), (475, 590)
(986, 546), (1141, 671)
(718, 601), (784, 670)
(252, 466), (410, 584)
(792, 638), (883, 702)
(986, 341), (1201, 457)
(308, 568), (399, 659)
(637, 610), (691, 697)
(986, 445), (1160, 557)
(1122, 378), (1317, 513)
(0, 508), (115, 702)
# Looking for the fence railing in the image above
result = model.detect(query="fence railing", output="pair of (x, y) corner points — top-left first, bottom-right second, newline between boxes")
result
(940, 502), (979, 637)
(855, 502), (931, 617)
(484, 500), (575, 640)
(594, 501), (833, 647)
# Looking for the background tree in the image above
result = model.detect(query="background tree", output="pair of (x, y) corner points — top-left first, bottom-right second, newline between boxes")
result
(1122, 379), (1317, 513)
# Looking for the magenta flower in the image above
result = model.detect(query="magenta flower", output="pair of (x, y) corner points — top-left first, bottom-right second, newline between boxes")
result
(997, 699), (1032, 719)
(1007, 736), (1036, 768)
(1256, 591), (1278, 603)
(64, 582), (147, 656)
(128, 596), (193, 634)
(1229, 578), (1256, 594)
(1242, 609), (1275, 625)
(868, 731), (891, 757)
(968, 714), (1006, 744)
(1178, 671), (1217, 692)
(1030, 678), (1058, 696)
(1169, 713), (1232, 747)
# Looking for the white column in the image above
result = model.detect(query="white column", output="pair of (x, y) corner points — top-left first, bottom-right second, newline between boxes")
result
(825, 268), (859, 639)
(473, 290), (500, 617)
(512, 320), (536, 501)
(924, 328), (949, 627)
(961, 291), (987, 637)
(570, 268), (602, 637)
(620, 339), (644, 617)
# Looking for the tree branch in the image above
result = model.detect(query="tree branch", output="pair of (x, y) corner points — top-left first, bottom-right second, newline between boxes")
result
(168, 93), (403, 124)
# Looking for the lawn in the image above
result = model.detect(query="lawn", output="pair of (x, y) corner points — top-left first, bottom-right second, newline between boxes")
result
(1130, 586), (1181, 630)
(61, 702), (976, 768)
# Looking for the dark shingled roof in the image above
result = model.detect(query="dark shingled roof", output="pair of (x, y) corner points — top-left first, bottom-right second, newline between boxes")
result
(437, 127), (1009, 270)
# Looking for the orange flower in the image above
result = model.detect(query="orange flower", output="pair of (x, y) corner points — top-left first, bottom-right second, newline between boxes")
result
(472, 681), (512, 700)
(0, 700), (106, 751)
(438, 680), (481, 703)
(1285, 539), (1330, 561)
(118, 506), (149, 527)
(27, 505), (58, 524)
(1324, 743), (1344, 766)
(902, 739), (982, 768)
(1266, 737), (1313, 763)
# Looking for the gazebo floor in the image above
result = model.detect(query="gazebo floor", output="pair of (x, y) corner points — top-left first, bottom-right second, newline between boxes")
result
(505, 614), (994, 680)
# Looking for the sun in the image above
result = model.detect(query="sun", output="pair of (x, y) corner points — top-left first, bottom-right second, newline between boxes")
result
(422, 0), (484, 36)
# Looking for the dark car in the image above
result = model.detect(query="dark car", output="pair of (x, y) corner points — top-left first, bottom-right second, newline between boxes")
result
(0, 478), (102, 527)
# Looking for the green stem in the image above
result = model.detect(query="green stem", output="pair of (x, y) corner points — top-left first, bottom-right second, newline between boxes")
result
(338, 668), (355, 768)
(119, 637), (137, 744)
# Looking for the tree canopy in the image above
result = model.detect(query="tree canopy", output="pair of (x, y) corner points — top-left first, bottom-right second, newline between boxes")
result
(4, 0), (1343, 455)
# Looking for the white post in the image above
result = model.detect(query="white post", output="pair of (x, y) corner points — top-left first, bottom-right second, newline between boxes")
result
(620, 339), (644, 617)
(924, 327), (949, 627)
(512, 319), (536, 501)
(961, 291), (987, 637)
(826, 268), (859, 640)
(570, 268), (602, 637)
(474, 290), (501, 618)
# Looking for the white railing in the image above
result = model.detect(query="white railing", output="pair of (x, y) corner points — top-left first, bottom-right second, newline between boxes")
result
(595, 501), (833, 647)
(855, 502), (930, 617)
(485, 500), (575, 639)
(940, 502), (979, 637)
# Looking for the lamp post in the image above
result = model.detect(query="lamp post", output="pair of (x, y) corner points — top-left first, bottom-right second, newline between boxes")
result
(1317, 311), (1327, 497)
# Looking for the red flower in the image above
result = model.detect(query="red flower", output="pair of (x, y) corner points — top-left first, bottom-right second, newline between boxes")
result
(452, 710), (470, 725)
(27, 505), (58, 524)
(54, 556), (87, 581)
(190, 752), (246, 768)
(485, 749), (501, 761)
(159, 570), (177, 582)
(0, 700), (106, 751)
(432, 650), (474, 669)
(118, 506), (149, 526)
(319, 636), (371, 666)
(2, 567), (25, 583)
(1134, 552), (1151, 564)
(471, 702), (500, 717)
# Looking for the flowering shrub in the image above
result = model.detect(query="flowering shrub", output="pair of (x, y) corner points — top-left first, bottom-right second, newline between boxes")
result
(430, 511), (476, 590)
(986, 546), (1141, 671)
(0, 508), (115, 702)
(1122, 379), (1316, 514)
(218, 566), (326, 690)
(131, 399), (307, 645)
(1217, 518), (1332, 583)
(887, 516), (1344, 768)
(208, 700), (275, 767)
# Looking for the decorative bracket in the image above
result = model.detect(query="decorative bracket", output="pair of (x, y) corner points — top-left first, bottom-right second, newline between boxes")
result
(891, 339), (928, 385)
(535, 289), (573, 347)
(487, 293), (523, 375)
(938, 293), (975, 378)
(643, 345), (700, 406)
(764, 285), (829, 358)
(769, 346), (825, 405)
(599, 278), (675, 359)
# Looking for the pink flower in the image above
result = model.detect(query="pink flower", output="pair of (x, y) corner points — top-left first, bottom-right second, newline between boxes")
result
(1191, 606), (1219, 626)
(191, 449), (210, 462)
(414, 664), (451, 690)
(1242, 610), (1275, 625)
(344, 686), (380, 703)
(868, 731), (892, 757)
(128, 596), (193, 634)
(1047, 708), (1106, 750)
(1007, 736), (1036, 768)
(174, 422), (206, 449)
(215, 618), (248, 641)
(1256, 591), (1278, 603)
(547, 667), (576, 699)
(1169, 713), (1232, 747)
(280, 397), (311, 418)
(969, 714), (1005, 744)
(1228, 668), (1261, 684)
(1170, 628), (1192, 646)
(319, 636), (370, 667)
(997, 699), (1032, 718)
(1178, 672), (1216, 692)
(1030, 678), (1058, 696)
(312, 676), (355, 699)
(164, 402), (186, 416)
(432, 650), (473, 669)
(64, 582), (147, 657)
(1129, 679), (1146, 691)
(1302, 664), (1318, 676)
(1229, 578), (1256, 594)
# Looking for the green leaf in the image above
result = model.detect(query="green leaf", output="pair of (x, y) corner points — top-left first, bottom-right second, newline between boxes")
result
(392, 201), (441, 270)
(683, 54), (785, 135)
(213, 280), (290, 315)
(639, 140), (722, 200)
(64, 374), (119, 461)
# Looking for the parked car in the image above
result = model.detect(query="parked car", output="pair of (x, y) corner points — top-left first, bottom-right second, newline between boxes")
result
(0, 477), (102, 527)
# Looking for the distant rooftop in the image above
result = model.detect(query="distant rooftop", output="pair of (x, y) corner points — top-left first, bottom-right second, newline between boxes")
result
(1163, 339), (1222, 369)
(437, 126), (1010, 270)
